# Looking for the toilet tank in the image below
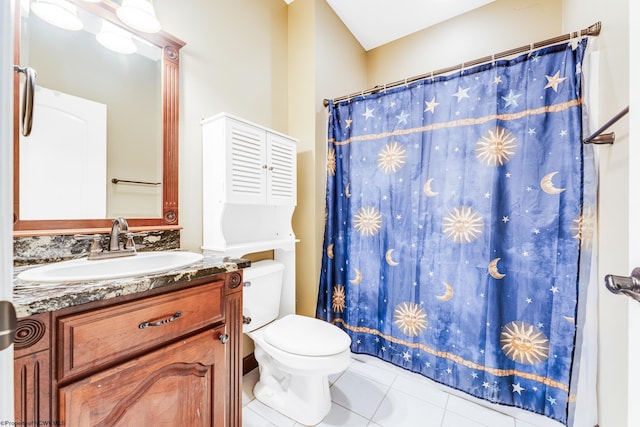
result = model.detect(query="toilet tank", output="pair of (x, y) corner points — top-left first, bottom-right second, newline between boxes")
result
(242, 260), (285, 333)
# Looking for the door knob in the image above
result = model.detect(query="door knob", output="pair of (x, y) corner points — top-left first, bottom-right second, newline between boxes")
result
(0, 301), (17, 351)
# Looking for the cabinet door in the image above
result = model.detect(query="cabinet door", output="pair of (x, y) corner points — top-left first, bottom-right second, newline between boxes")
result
(14, 313), (51, 424)
(266, 132), (297, 205)
(59, 327), (227, 427)
(14, 351), (51, 424)
(226, 118), (267, 204)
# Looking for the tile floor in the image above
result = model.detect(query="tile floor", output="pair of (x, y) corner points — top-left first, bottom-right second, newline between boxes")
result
(242, 353), (564, 427)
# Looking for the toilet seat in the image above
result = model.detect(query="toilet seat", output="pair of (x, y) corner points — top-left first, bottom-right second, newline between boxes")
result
(263, 314), (351, 357)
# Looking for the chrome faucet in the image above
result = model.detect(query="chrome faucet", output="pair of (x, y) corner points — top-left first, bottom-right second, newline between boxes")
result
(75, 217), (146, 260)
(109, 217), (129, 251)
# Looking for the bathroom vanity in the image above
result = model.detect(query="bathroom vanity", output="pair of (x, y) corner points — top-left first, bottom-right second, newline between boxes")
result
(10, 1), (230, 423)
(13, 255), (246, 426)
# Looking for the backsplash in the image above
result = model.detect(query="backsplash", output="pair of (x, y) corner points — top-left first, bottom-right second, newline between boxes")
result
(14, 230), (181, 267)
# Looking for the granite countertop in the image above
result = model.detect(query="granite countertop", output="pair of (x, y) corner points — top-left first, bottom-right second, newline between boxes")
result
(13, 252), (250, 318)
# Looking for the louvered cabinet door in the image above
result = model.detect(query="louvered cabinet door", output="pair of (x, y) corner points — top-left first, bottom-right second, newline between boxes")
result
(202, 113), (297, 207)
(226, 118), (267, 204)
(266, 132), (296, 205)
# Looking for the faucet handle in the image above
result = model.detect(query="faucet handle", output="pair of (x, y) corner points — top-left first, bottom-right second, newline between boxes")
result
(124, 232), (147, 250)
(74, 234), (104, 254)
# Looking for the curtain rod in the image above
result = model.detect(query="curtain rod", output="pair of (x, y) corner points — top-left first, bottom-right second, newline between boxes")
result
(323, 21), (601, 107)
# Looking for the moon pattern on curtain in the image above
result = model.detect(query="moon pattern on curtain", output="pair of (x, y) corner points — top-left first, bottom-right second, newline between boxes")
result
(317, 39), (596, 424)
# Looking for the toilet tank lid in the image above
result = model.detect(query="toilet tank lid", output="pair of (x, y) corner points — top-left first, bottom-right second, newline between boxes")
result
(263, 314), (352, 357)
(243, 259), (284, 281)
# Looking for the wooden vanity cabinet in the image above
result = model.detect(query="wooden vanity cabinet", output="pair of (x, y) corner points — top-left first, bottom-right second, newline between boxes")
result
(15, 270), (243, 427)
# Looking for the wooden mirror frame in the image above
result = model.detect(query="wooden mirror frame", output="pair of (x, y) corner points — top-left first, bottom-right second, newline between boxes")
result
(13, 0), (185, 234)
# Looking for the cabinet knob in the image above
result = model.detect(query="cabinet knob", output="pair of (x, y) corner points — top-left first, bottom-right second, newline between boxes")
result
(219, 333), (230, 344)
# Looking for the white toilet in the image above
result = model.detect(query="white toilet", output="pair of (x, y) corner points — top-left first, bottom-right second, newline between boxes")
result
(243, 260), (352, 426)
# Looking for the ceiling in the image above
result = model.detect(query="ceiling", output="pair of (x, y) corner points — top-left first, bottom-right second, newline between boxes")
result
(324, 0), (496, 51)
(285, 0), (496, 51)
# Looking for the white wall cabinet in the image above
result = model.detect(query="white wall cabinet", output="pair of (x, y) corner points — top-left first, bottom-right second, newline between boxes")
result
(201, 113), (297, 252)
(202, 113), (296, 206)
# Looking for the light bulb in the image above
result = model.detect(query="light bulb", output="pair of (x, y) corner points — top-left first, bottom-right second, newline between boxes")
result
(96, 20), (137, 54)
(116, 0), (161, 34)
(30, 0), (83, 31)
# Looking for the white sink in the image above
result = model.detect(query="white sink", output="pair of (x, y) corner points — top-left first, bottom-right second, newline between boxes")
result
(17, 251), (204, 283)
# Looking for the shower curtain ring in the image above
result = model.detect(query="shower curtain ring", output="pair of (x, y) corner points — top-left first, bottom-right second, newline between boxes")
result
(491, 54), (496, 66)
(460, 62), (465, 75)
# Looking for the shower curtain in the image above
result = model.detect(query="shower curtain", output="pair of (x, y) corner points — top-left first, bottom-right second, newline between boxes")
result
(317, 39), (596, 425)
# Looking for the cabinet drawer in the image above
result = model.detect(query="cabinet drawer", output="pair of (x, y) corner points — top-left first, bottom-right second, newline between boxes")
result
(57, 280), (225, 381)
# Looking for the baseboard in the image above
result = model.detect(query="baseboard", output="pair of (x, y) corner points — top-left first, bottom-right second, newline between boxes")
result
(243, 352), (257, 375)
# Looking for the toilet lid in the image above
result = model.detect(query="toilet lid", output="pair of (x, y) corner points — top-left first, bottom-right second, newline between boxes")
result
(263, 314), (351, 357)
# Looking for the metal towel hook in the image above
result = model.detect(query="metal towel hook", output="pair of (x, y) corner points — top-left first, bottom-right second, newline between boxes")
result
(13, 65), (37, 137)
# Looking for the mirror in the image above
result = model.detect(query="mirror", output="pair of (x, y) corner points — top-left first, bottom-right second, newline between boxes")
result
(13, 0), (185, 233)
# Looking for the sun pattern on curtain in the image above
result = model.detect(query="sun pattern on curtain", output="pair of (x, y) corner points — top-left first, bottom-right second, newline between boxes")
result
(317, 39), (595, 424)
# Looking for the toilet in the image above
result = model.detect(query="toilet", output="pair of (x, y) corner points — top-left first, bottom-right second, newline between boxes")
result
(243, 260), (352, 426)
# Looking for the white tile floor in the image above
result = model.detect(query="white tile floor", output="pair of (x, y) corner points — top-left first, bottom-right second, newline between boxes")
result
(242, 353), (564, 427)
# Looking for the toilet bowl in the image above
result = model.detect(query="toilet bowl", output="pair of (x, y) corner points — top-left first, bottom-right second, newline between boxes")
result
(243, 260), (352, 425)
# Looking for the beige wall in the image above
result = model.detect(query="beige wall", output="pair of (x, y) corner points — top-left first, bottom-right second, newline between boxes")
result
(289, 0), (367, 317)
(155, 0), (289, 253)
(366, 0), (562, 87)
(288, 0), (317, 318)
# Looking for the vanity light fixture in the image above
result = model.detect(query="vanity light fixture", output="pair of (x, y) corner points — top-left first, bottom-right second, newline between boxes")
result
(30, 0), (83, 31)
(96, 20), (137, 54)
(116, 0), (161, 34)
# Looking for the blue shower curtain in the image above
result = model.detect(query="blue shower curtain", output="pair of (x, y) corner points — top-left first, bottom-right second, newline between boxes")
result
(317, 39), (596, 424)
